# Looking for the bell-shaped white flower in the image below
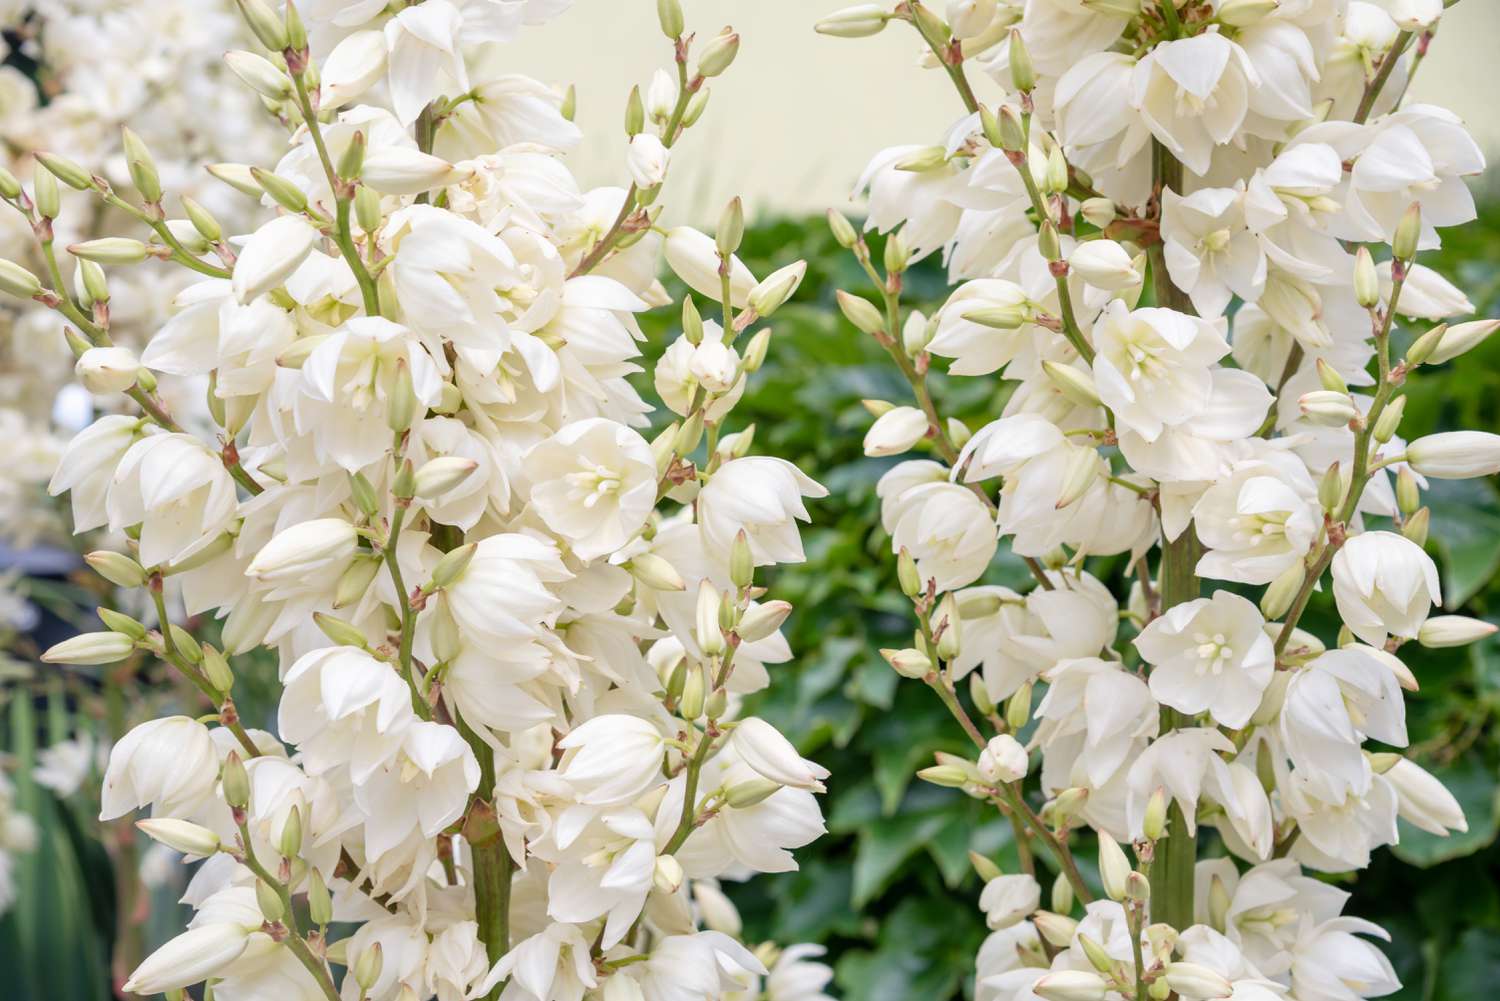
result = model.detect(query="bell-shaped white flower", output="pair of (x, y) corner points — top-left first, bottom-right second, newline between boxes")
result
(980, 874), (1041, 931)
(522, 418), (657, 559)
(231, 214), (320, 304)
(1130, 33), (1258, 176)
(557, 714), (666, 806)
(698, 457), (826, 565)
(1091, 301), (1232, 442)
(1331, 531), (1441, 647)
(105, 432), (238, 568)
(883, 480), (997, 591)
(46, 414), (138, 533)
(123, 920), (256, 995)
(664, 226), (756, 308)
(99, 716), (220, 820)
(1135, 590), (1275, 729)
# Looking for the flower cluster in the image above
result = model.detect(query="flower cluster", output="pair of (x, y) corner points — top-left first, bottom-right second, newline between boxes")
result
(0, 0), (284, 549)
(822, 1), (1495, 999)
(8, 1), (835, 999)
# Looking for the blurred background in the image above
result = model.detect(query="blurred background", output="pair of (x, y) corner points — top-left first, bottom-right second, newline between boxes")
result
(3, 4), (1500, 1001)
(502, 0), (1500, 221)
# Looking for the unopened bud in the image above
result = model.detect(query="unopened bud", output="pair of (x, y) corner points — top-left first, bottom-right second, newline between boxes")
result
(413, 456), (478, 498)
(882, 646), (931, 679)
(1354, 246), (1380, 308)
(827, 209), (858, 248)
(313, 612), (368, 649)
(222, 751), (250, 809)
(1318, 461), (1343, 513)
(1392, 202), (1422, 262)
(1298, 389), (1358, 427)
(354, 942), (384, 992)
(137, 818), (220, 857)
(69, 238), (148, 265)
(1372, 395), (1404, 443)
(717, 197), (744, 257)
(1098, 833), (1131, 902)
(1216, 0), (1278, 26)
(0, 258), (43, 299)
(815, 4), (891, 37)
(307, 868), (333, 926)
(41, 631), (135, 665)
(1418, 615), (1498, 648)
(1008, 29), (1035, 92)
(85, 550), (147, 588)
(1033, 910), (1078, 948)
(1402, 506), (1430, 546)
(1038, 222), (1062, 263)
(1051, 871), (1074, 915)
(1260, 561), (1305, 620)
(387, 359), (417, 433)
(1428, 318), (1500, 364)
(1033, 970), (1108, 1001)
(724, 777), (782, 808)
(1405, 323), (1445, 367)
(748, 260), (806, 317)
(1396, 466), (1420, 516)
(657, 0), (684, 38)
(35, 151), (92, 191)
(1164, 963), (1234, 1001)
(1080, 198), (1116, 229)
(235, 0), (289, 52)
(969, 673), (995, 717)
(250, 167), (308, 214)
(837, 290), (886, 336)
(696, 29), (740, 78)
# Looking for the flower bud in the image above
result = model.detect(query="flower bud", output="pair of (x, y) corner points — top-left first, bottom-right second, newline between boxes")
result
(76, 346), (141, 394)
(413, 456), (478, 498)
(1260, 561), (1305, 620)
(1370, 394), (1404, 444)
(1354, 246), (1380, 308)
(1078, 932), (1114, 973)
(1055, 447), (1100, 509)
(1079, 197), (1116, 230)
(837, 290), (886, 336)
(627, 553), (686, 593)
(1392, 202), (1422, 262)
(1402, 505), (1430, 546)
(815, 4), (891, 37)
(234, 0), (289, 52)
(827, 209), (858, 248)
(222, 751), (250, 809)
(1318, 461), (1344, 513)
(41, 631), (135, 665)
(1407, 431), (1500, 479)
(1097, 833), (1131, 902)
(355, 184), (382, 233)
(969, 672), (995, 716)
(69, 238), (149, 265)
(35, 151), (92, 191)
(864, 406), (929, 457)
(1033, 970), (1108, 1001)
(1033, 911), (1078, 948)
(99, 608), (148, 641)
(1143, 786), (1168, 841)
(1164, 963), (1234, 1001)
(917, 764), (973, 788)
(1396, 466), (1421, 516)
(724, 777), (782, 809)
(1125, 870), (1150, 902)
(85, 550), (147, 588)
(250, 167), (308, 214)
(431, 544), (477, 589)
(278, 805), (303, 858)
(997, 105), (1026, 153)
(1043, 146), (1069, 196)
(0, 258), (43, 299)
(1051, 871), (1074, 915)
(387, 359), (417, 433)
(1216, 0), (1277, 25)
(354, 943), (384, 993)
(894, 146), (948, 172)
(1406, 323), (1446, 367)
(1041, 360), (1102, 408)
(1298, 389), (1358, 426)
(169, 624), (203, 664)
(1038, 222), (1062, 262)
(717, 197), (745, 258)
(897, 547), (923, 598)
(1428, 318), (1500, 364)
(1082, 0), (1142, 14)
(307, 868), (333, 927)
(0, 167), (17, 200)
(696, 29), (740, 78)
(696, 580), (725, 656)
(737, 600), (792, 643)
(679, 663), (706, 720)
(881, 646), (931, 679)
(137, 818), (220, 857)
(883, 230), (911, 274)
(749, 260), (806, 317)
(1418, 615), (1498, 648)
(1069, 240), (1140, 291)
(657, 0), (684, 38)
(1005, 680), (1032, 731)
(1008, 29), (1035, 92)
(1315, 357), (1348, 394)
(202, 644), (235, 695)
(313, 612), (368, 649)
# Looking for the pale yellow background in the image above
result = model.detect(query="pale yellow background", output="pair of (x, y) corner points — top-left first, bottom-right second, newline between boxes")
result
(504, 1), (1500, 223)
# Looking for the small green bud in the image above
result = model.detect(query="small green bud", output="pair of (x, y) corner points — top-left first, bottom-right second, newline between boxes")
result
(1405, 323), (1445, 367)
(741, 327), (771, 372)
(284, 0), (308, 52)
(730, 530), (754, 589)
(1396, 466), (1420, 516)
(314, 611), (369, 649)
(893, 146), (948, 172)
(716, 196), (744, 257)
(202, 644), (235, 695)
(307, 868), (333, 927)
(827, 209), (858, 249)
(681, 295), (704, 345)
(34, 151), (93, 191)
(997, 105), (1026, 153)
(679, 664), (705, 720)
(1008, 29), (1035, 92)
(222, 751), (251, 809)
(337, 130), (366, 181)
(79, 259), (109, 306)
(98, 608), (148, 641)
(350, 471), (380, 518)
(355, 184), (382, 234)
(560, 84), (577, 122)
(980, 104), (1004, 149)
(0, 259), (44, 300)
(387, 359), (417, 433)
(969, 672), (995, 717)
(837, 290), (886, 336)
(1402, 505), (1429, 546)
(250, 167), (308, 214)
(431, 543), (477, 589)
(121, 127), (162, 204)
(675, 409), (705, 454)
(85, 550), (147, 588)
(33, 165), (61, 219)
(334, 557), (382, 609)
(169, 624), (203, 664)
(1318, 461), (1343, 513)
(724, 777), (781, 809)
(881, 646), (931, 679)
(278, 805), (302, 858)
(255, 878), (285, 923)
(969, 851), (1003, 883)
(625, 86), (645, 136)
(897, 547), (922, 598)
(1037, 222), (1062, 262)
(0, 166), (20, 200)
(235, 0), (290, 52)
(1392, 202), (1422, 262)
(69, 238), (149, 265)
(1006, 680), (1032, 731)
(883, 230), (910, 274)
(1260, 562), (1304, 621)
(1372, 394), (1404, 443)
(696, 29), (740, 78)
(657, 0), (684, 38)
(682, 87), (711, 128)
(1315, 357), (1347, 394)
(206, 162), (263, 197)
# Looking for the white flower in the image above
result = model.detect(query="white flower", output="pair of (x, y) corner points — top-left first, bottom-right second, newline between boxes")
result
(557, 715), (666, 805)
(123, 921), (256, 995)
(47, 414), (138, 533)
(1135, 590), (1275, 729)
(75, 346), (139, 394)
(1131, 33), (1257, 176)
(1161, 187), (1266, 318)
(99, 716), (220, 820)
(728, 717), (829, 791)
(1288, 916), (1400, 1001)
(884, 481), (997, 591)
(1281, 647), (1408, 801)
(864, 406), (930, 457)
(626, 132), (670, 188)
(1068, 240), (1141, 292)
(1193, 457), (1320, 585)
(353, 721), (480, 861)
(246, 518), (358, 584)
(979, 734), (1029, 785)
(383, 0), (469, 125)
(698, 457), (826, 565)
(1091, 301), (1232, 442)
(479, 923), (596, 1001)
(980, 874), (1041, 930)
(664, 226), (756, 308)
(1331, 531), (1441, 647)
(106, 432), (238, 568)
(523, 418), (657, 559)
(1405, 430), (1500, 479)
(232, 215), (320, 304)
(1385, 757), (1466, 836)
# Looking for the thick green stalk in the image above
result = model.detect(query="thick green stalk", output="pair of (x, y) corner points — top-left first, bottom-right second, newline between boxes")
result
(473, 840), (514, 997)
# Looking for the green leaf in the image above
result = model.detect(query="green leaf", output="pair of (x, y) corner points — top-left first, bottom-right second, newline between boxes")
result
(1426, 479), (1500, 608)
(1435, 928), (1500, 1001)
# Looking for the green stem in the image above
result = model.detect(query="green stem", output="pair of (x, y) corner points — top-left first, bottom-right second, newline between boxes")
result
(472, 840), (514, 998)
(235, 822), (342, 1001)
(289, 70), (381, 315)
(1354, 31), (1414, 124)
(381, 504), (429, 720)
(665, 731), (716, 854)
